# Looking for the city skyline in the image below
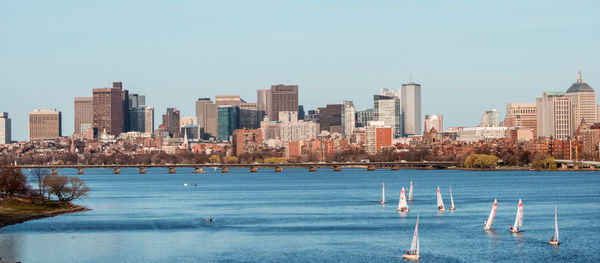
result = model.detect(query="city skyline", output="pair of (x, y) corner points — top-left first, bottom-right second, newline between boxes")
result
(1, 1), (599, 140)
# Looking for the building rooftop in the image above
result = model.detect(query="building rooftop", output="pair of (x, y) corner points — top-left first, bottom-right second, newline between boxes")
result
(566, 70), (594, 93)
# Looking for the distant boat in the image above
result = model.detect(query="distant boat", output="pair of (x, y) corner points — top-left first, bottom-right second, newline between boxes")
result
(407, 181), (414, 201)
(510, 199), (523, 233)
(397, 187), (409, 212)
(402, 215), (420, 260)
(436, 186), (445, 211)
(449, 186), (455, 210)
(484, 199), (498, 231)
(549, 205), (560, 245)
(380, 183), (386, 204)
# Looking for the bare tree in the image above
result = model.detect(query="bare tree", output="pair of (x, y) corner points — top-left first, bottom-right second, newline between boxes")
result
(31, 168), (50, 202)
(0, 168), (29, 199)
(43, 175), (90, 203)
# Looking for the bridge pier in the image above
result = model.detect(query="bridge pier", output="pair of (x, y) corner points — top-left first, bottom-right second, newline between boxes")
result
(193, 167), (205, 173)
(114, 168), (120, 174)
(221, 167), (229, 173)
(77, 168), (84, 174)
(139, 168), (146, 174)
(51, 169), (58, 175)
(250, 167), (258, 173)
(309, 166), (317, 172)
(391, 166), (400, 171)
(169, 168), (176, 174)
(333, 166), (342, 172)
(367, 166), (376, 171)
(275, 167), (283, 172)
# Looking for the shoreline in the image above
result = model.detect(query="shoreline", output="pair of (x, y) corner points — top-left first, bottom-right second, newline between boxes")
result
(0, 201), (91, 229)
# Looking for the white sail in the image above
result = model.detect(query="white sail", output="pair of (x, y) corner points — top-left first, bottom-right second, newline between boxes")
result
(410, 215), (419, 253)
(397, 187), (409, 211)
(449, 186), (455, 209)
(408, 181), (414, 201)
(436, 187), (445, 210)
(554, 205), (559, 242)
(484, 199), (498, 230)
(380, 183), (386, 203)
(512, 199), (523, 231)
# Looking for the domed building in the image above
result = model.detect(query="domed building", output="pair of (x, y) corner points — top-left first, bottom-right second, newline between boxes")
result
(566, 70), (599, 133)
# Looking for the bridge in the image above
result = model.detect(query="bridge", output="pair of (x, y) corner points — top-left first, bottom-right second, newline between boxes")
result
(2, 161), (457, 174)
(554, 159), (600, 168)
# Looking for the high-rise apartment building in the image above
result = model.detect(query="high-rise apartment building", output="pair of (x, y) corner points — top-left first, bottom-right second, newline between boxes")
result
(0, 112), (11, 144)
(257, 89), (271, 122)
(93, 83), (124, 136)
(355, 109), (374, 128)
(401, 82), (422, 135)
(565, 71), (599, 133)
(504, 103), (537, 136)
(195, 98), (218, 140)
(424, 115), (443, 133)
(341, 101), (356, 137)
(374, 95), (402, 138)
(217, 105), (239, 141)
(480, 109), (500, 127)
(232, 128), (263, 156)
(536, 92), (572, 140)
(74, 97), (93, 135)
(269, 84), (298, 122)
(318, 104), (343, 133)
(29, 109), (62, 141)
(365, 121), (392, 155)
(162, 108), (181, 138)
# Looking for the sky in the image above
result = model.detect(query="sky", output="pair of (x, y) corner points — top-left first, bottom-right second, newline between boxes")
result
(1, 0), (599, 141)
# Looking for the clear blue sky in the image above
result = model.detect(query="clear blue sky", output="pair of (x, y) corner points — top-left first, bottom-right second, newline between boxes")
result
(1, 0), (599, 141)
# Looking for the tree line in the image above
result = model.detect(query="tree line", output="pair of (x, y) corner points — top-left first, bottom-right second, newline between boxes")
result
(0, 168), (90, 203)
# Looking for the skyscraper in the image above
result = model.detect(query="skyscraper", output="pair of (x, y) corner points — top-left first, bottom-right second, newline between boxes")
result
(129, 106), (154, 133)
(218, 105), (239, 141)
(114, 82), (130, 133)
(504, 103), (537, 136)
(239, 102), (259, 129)
(196, 98), (218, 140)
(355, 109), (374, 128)
(536, 92), (572, 140)
(93, 83), (123, 136)
(0, 112), (11, 144)
(74, 97), (93, 135)
(374, 95), (402, 138)
(269, 84), (298, 122)
(318, 104), (343, 133)
(401, 82), (422, 135)
(341, 101), (356, 136)
(162, 108), (181, 138)
(29, 109), (62, 141)
(143, 106), (154, 133)
(257, 89), (271, 122)
(565, 70), (599, 133)
(128, 93), (148, 132)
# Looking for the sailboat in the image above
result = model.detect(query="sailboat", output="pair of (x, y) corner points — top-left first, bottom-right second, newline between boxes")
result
(397, 187), (409, 212)
(484, 199), (498, 231)
(379, 183), (386, 204)
(436, 186), (445, 211)
(449, 186), (455, 210)
(549, 205), (560, 245)
(407, 181), (414, 201)
(402, 215), (420, 260)
(510, 199), (523, 233)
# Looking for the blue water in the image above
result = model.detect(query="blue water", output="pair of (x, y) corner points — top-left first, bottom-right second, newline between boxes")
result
(1, 168), (599, 262)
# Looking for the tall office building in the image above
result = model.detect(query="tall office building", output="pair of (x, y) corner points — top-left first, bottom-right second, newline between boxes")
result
(93, 83), (124, 136)
(129, 106), (154, 133)
(74, 97), (93, 135)
(239, 103), (259, 129)
(0, 112), (11, 144)
(218, 105), (239, 141)
(257, 89), (271, 122)
(269, 84), (298, 122)
(29, 109), (62, 141)
(318, 104), (343, 133)
(196, 98), (219, 140)
(374, 95), (402, 138)
(341, 101), (356, 136)
(355, 109), (374, 128)
(424, 115), (443, 133)
(113, 82), (130, 133)
(298, 105), (305, 121)
(504, 103), (537, 135)
(480, 109), (500, 127)
(401, 82), (422, 135)
(143, 106), (154, 133)
(162, 108), (181, 138)
(215, 95), (246, 107)
(536, 92), (572, 140)
(128, 94), (146, 109)
(565, 70), (599, 132)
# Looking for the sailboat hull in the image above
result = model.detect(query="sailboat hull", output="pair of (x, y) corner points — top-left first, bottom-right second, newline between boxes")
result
(510, 229), (520, 233)
(438, 207), (445, 211)
(549, 240), (559, 245)
(402, 254), (419, 260)
(484, 226), (492, 231)
(380, 201), (386, 204)
(397, 208), (409, 212)
(449, 207), (455, 210)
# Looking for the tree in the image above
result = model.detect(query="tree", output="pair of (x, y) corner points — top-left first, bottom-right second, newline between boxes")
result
(532, 155), (557, 170)
(0, 168), (30, 199)
(31, 168), (50, 202)
(464, 154), (499, 169)
(43, 175), (90, 202)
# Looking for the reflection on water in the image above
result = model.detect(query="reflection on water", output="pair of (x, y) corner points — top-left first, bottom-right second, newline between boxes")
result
(0, 169), (598, 262)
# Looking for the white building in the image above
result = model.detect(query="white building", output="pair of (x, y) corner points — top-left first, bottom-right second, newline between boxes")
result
(536, 92), (572, 140)
(259, 111), (319, 148)
(565, 70), (599, 133)
(480, 109), (500, 127)
(457, 126), (508, 142)
(0, 112), (10, 144)
(401, 82), (422, 135)
(374, 94), (402, 138)
(424, 115), (443, 133)
(341, 100), (355, 137)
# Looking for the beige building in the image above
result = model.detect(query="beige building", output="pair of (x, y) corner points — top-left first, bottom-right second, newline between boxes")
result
(0, 112), (10, 144)
(504, 103), (537, 136)
(457, 126), (508, 142)
(565, 71), (599, 133)
(74, 97), (93, 134)
(536, 92), (572, 140)
(424, 115), (443, 133)
(29, 109), (62, 141)
(195, 98), (218, 140)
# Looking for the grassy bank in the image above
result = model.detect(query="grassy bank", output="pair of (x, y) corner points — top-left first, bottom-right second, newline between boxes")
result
(0, 198), (90, 228)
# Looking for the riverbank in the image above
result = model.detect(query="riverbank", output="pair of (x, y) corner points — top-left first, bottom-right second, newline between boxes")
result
(0, 198), (90, 228)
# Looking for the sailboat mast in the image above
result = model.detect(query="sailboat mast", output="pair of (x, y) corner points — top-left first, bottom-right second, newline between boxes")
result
(555, 205), (559, 241)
